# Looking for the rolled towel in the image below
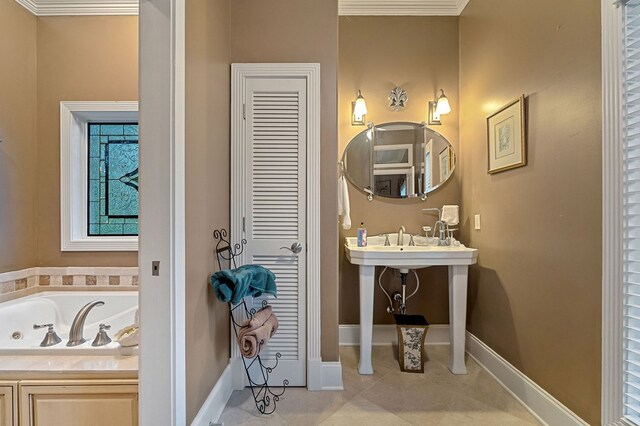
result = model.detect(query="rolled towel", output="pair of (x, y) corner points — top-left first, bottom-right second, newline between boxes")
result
(241, 305), (273, 331)
(211, 265), (277, 304)
(441, 205), (459, 226)
(238, 314), (279, 358)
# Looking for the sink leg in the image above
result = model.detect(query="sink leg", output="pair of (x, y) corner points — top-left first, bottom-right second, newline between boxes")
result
(359, 265), (375, 375)
(448, 265), (468, 374)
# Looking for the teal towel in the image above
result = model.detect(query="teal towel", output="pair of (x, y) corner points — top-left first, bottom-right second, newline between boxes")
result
(211, 265), (277, 304)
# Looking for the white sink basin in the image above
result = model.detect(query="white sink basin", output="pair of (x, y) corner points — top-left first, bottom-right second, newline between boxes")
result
(344, 232), (478, 376)
(345, 234), (478, 269)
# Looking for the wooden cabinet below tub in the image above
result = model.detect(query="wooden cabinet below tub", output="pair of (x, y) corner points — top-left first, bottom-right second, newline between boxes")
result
(0, 382), (17, 426)
(18, 380), (138, 426)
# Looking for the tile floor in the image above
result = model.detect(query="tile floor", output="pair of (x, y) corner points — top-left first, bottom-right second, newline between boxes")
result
(219, 345), (541, 425)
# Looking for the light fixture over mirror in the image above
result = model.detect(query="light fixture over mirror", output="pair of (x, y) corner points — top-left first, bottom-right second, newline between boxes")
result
(352, 90), (368, 126)
(428, 89), (451, 125)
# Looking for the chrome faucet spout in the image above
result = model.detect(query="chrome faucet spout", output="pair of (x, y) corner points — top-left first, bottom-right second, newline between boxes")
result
(67, 300), (104, 347)
(398, 226), (406, 246)
(433, 220), (449, 246)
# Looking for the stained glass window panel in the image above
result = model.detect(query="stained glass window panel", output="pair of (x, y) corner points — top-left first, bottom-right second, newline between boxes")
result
(87, 123), (139, 236)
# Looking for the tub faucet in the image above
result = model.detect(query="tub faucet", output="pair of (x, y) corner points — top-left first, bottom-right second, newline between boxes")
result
(67, 300), (104, 347)
(397, 226), (406, 246)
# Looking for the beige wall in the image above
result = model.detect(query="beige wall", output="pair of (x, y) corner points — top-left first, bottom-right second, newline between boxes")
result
(0, 2), (38, 273)
(459, 1), (601, 423)
(36, 16), (139, 267)
(184, 0), (230, 421)
(338, 17), (460, 325)
(231, 0), (340, 361)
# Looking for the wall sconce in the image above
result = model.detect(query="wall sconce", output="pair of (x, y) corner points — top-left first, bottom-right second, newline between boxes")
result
(352, 90), (368, 126)
(428, 89), (452, 125)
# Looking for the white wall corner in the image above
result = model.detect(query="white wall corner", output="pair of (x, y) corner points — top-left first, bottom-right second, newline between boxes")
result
(190, 362), (235, 426)
(465, 332), (588, 426)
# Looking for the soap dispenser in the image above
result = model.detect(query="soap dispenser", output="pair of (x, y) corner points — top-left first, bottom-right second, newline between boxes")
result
(357, 222), (368, 247)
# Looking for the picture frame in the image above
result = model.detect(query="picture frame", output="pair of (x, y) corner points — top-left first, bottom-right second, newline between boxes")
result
(487, 95), (527, 174)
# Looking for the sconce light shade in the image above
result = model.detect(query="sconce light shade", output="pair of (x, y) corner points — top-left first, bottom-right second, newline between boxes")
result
(428, 89), (451, 125)
(352, 90), (368, 126)
(435, 91), (451, 115)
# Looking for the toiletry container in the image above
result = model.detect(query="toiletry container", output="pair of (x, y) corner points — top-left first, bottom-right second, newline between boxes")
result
(357, 222), (367, 247)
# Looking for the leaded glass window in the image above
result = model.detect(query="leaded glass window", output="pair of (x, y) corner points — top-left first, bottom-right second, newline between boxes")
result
(87, 123), (139, 236)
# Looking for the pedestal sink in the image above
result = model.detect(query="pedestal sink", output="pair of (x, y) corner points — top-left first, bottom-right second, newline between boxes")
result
(345, 234), (478, 375)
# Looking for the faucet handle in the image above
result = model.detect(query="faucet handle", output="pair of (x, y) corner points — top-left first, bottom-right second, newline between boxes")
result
(92, 324), (112, 347)
(384, 234), (390, 246)
(33, 324), (62, 347)
(409, 235), (415, 246)
(33, 323), (54, 330)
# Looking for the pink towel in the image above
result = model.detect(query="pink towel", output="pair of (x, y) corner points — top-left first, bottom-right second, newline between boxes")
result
(238, 314), (279, 358)
(241, 305), (273, 331)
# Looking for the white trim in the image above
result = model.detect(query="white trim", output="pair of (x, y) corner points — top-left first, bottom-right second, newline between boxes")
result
(466, 332), (588, 426)
(230, 63), (322, 390)
(190, 362), (235, 426)
(59, 101), (139, 252)
(602, 0), (625, 424)
(14, 0), (138, 16)
(138, 0), (186, 423)
(339, 0), (470, 16)
(339, 324), (451, 346)
(320, 361), (344, 391)
(0, 267), (138, 282)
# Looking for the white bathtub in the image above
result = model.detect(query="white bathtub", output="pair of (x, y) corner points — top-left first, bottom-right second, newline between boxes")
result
(0, 291), (138, 355)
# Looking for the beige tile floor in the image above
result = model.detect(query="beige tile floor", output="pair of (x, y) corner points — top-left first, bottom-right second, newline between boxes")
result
(219, 345), (541, 425)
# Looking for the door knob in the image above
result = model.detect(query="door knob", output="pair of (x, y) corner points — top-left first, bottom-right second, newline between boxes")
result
(281, 242), (303, 254)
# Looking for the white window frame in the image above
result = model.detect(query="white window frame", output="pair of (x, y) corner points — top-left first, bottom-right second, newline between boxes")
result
(60, 101), (139, 251)
(602, 1), (632, 424)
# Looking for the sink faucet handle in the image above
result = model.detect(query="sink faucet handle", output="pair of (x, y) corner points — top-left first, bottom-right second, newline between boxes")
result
(383, 234), (390, 246)
(33, 323), (54, 330)
(409, 235), (415, 246)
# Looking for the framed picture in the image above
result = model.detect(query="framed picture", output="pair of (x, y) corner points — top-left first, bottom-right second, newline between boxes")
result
(487, 95), (526, 174)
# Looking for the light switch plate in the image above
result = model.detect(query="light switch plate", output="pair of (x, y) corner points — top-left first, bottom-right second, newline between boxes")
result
(474, 214), (481, 230)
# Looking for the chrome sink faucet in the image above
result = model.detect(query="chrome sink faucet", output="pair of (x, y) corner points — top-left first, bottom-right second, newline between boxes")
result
(398, 226), (406, 246)
(433, 220), (450, 246)
(67, 300), (105, 347)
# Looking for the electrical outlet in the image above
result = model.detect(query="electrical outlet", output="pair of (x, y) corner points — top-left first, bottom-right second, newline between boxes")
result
(474, 214), (481, 230)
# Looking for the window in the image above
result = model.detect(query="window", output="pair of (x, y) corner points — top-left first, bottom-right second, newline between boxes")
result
(60, 101), (138, 251)
(87, 123), (139, 236)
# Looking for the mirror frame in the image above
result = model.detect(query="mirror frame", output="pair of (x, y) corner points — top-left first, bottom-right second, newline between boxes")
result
(341, 121), (456, 200)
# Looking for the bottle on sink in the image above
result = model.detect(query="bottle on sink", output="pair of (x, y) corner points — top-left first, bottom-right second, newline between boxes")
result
(357, 222), (368, 247)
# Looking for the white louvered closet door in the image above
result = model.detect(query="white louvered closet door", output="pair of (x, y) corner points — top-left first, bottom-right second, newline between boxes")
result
(625, 1), (640, 421)
(243, 77), (307, 386)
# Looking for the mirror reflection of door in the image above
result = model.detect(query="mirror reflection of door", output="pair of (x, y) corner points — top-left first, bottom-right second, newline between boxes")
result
(343, 122), (455, 199)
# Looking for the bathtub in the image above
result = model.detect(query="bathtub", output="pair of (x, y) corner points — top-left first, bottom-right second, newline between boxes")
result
(0, 291), (138, 355)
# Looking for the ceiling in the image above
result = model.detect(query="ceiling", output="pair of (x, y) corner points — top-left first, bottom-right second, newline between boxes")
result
(15, 0), (469, 17)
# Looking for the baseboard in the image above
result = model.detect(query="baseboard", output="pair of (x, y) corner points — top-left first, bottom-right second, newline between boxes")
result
(190, 361), (235, 426)
(339, 324), (450, 346)
(465, 332), (588, 426)
(308, 358), (344, 390)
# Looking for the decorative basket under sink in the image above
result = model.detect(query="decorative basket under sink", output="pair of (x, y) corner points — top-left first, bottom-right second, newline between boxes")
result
(395, 314), (430, 373)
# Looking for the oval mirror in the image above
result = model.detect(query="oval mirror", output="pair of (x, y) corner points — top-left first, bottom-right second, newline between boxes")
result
(342, 122), (456, 199)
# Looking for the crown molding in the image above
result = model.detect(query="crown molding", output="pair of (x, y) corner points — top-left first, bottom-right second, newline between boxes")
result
(14, 0), (138, 16)
(339, 0), (470, 16)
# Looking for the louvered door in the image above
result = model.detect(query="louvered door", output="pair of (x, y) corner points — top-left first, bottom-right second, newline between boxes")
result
(239, 77), (307, 386)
